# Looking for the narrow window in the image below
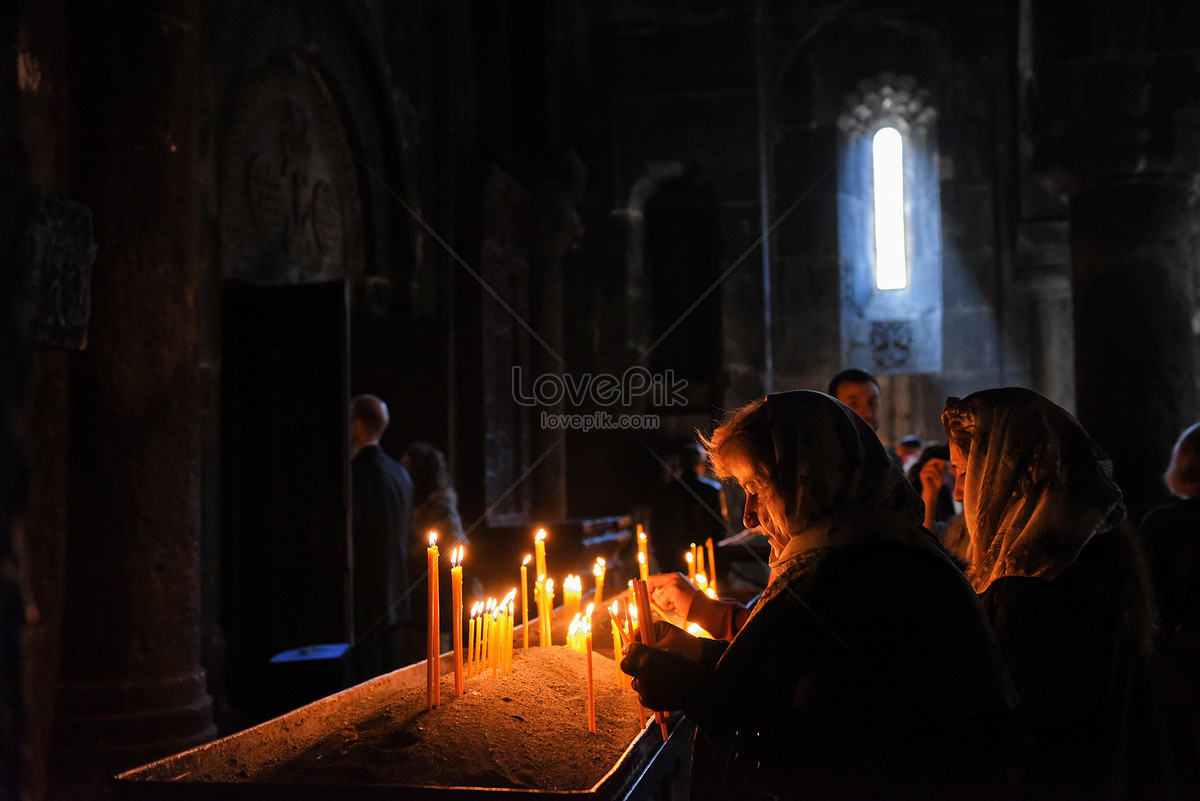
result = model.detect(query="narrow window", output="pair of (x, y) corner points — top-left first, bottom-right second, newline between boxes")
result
(872, 126), (907, 290)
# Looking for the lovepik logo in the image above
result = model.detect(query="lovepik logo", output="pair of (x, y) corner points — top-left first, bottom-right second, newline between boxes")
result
(511, 366), (688, 408)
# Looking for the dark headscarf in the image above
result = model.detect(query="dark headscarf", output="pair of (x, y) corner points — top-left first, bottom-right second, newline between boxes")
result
(762, 391), (932, 573)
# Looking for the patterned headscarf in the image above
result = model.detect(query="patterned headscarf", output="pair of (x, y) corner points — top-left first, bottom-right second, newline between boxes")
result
(763, 391), (930, 573)
(942, 387), (1126, 593)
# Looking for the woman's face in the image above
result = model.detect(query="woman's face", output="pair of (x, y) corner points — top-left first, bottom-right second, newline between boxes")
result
(948, 440), (976, 531)
(734, 466), (791, 556)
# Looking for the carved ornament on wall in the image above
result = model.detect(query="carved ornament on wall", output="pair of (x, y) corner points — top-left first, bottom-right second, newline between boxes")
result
(220, 54), (363, 285)
(838, 72), (937, 137)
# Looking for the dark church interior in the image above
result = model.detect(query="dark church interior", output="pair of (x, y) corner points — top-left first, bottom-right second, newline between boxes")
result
(4, 1), (1200, 799)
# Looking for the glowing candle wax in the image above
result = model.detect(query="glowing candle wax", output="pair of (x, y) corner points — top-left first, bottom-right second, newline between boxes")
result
(564, 574), (582, 621)
(451, 546), (464, 697)
(585, 602), (596, 733)
(637, 524), (649, 581)
(706, 538), (717, 595)
(534, 529), (547, 581)
(593, 558), (606, 608)
(521, 555), (531, 649)
(685, 549), (695, 581)
(427, 531), (439, 710)
(543, 578), (555, 647)
(467, 603), (479, 678)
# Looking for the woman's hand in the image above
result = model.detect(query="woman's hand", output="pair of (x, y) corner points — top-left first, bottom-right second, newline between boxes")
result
(620, 643), (711, 712)
(650, 620), (704, 661)
(919, 458), (947, 498)
(646, 572), (699, 620)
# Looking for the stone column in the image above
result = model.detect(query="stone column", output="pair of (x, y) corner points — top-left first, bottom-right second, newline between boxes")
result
(1032, 40), (1200, 520)
(49, 2), (213, 790)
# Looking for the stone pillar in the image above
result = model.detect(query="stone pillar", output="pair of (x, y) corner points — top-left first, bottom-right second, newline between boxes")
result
(1069, 180), (1197, 519)
(1032, 36), (1200, 520)
(49, 2), (213, 791)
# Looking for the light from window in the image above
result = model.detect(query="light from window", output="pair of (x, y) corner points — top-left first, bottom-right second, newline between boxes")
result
(872, 126), (907, 290)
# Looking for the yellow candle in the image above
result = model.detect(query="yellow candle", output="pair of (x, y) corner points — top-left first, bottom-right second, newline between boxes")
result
(593, 558), (606, 608)
(544, 578), (555, 647)
(585, 603), (595, 732)
(521, 555), (531, 649)
(467, 603), (478, 678)
(504, 594), (515, 673)
(686, 549), (695, 581)
(706, 538), (717, 595)
(427, 531), (439, 710)
(451, 547), (464, 697)
(564, 574), (582, 621)
(637, 524), (649, 579)
(534, 529), (547, 580)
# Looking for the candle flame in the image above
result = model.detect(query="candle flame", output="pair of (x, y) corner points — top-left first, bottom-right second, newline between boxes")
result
(522, 554), (532, 566)
(685, 551), (694, 564)
(486, 598), (495, 612)
(593, 560), (605, 576)
(585, 602), (594, 618)
(610, 601), (619, 615)
(501, 588), (517, 606)
(535, 529), (547, 543)
(638, 551), (646, 565)
(428, 531), (438, 547)
(452, 546), (464, 567)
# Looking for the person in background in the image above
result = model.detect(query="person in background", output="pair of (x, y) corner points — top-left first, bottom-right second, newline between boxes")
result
(828, 367), (883, 432)
(347, 394), (413, 685)
(909, 442), (969, 566)
(402, 441), (481, 658)
(1140, 422), (1200, 798)
(943, 388), (1170, 800)
(895, 434), (924, 472)
(623, 391), (1025, 801)
(829, 367), (903, 466)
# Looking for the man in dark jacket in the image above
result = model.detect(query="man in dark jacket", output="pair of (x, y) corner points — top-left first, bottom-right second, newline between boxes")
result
(347, 394), (413, 685)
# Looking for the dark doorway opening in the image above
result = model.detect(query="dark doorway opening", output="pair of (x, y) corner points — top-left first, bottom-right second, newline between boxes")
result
(219, 279), (350, 721)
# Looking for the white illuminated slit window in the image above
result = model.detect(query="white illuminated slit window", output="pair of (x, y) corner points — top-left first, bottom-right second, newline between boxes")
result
(872, 126), (907, 290)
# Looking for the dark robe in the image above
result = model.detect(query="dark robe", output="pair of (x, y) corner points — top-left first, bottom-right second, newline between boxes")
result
(347, 443), (413, 684)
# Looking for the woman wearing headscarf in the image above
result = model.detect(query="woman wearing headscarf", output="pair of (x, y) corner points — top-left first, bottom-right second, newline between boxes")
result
(942, 388), (1169, 800)
(621, 391), (1024, 801)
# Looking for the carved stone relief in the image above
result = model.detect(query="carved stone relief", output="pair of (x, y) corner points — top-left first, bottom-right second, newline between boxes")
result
(219, 54), (363, 285)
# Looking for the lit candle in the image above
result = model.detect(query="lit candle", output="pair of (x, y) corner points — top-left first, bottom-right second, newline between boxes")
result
(686, 549), (695, 581)
(622, 597), (646, 727)
(534, 529), (547, 581)
(451, 546), (464, 697)
(536, 574), (547, 647)
(593, 558), (606, 608)
(482, 598), (495, 673)
(637, 524), (649, 580)
(564, 574), (582, 621)
(633, 579), (670, 740)
(521, 555), (531, 649)
(585, 602), (595, 733)
(491, 602), (501, 679)
(544, 578), (555, 647)
(427, 531), (439, 710)
(467, 602), (479, 678)
(504, 592), (516, 673)
(706, 538), (717, 595)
